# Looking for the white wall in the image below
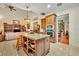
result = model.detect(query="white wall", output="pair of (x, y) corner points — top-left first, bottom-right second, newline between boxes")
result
(56, 6), (79, 47)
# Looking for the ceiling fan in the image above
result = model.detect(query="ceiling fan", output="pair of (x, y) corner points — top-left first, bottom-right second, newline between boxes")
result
(5, 4), (16, 11)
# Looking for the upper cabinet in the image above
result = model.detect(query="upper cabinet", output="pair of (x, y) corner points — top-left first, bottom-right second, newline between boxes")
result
(41, 14), (56, 30)
(41, 18), (46, 29)
(46, 15), (56, 25)
(41, 14), (57, 42)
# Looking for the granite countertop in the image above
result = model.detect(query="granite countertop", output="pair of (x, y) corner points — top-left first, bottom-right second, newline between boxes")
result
(26, 33), (50, 40)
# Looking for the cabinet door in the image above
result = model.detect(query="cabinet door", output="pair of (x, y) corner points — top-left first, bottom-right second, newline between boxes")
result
(45, 38), (50, 53)
(41, 18), (46, 29)
(50, 16), (55, 24)
(46, 17), (50, 25)
(36, 39), (45, 56)
(46, 15), (55, 25)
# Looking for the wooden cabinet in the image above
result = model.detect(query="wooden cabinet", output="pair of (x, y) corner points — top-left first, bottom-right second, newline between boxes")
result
(41, 18), (46, 29)
(36, 38), (50, 56)
(41, 14), (56, 29)
(4, 23), (26, 32)
(4, 23), (13, 32)
(41, 14), (56, 42)
(44, 38), (50, 54)
(46, 15), (56, 25)
(23, 34), (50, 56)
(0, 35), (5, 42)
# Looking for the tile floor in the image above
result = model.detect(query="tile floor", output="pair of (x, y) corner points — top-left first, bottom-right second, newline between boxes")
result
(0, 40), (79, 56)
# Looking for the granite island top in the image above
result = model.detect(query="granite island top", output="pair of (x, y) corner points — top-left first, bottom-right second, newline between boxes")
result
(26, 33), (50, 40)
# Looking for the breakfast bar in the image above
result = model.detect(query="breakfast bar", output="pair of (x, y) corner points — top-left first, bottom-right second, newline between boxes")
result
(23, 33), (50, 56)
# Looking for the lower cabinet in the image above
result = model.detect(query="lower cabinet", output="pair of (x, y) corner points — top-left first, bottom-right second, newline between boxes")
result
(44, 38), (50, 55)
(0, 35), (5, 42)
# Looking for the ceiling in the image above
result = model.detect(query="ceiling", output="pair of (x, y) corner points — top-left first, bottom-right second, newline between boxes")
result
(0, 3), (79, 18)
(10, 3), (79, 14)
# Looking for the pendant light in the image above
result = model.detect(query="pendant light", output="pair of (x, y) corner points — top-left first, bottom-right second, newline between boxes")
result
(24, 6), (30, 20)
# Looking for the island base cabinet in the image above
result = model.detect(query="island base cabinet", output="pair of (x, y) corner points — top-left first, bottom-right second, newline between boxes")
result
(36, 39), (45, 56)
(23, 34), (50, 56)
(44, 38), (50, 55)
(36, 38), (50, 56)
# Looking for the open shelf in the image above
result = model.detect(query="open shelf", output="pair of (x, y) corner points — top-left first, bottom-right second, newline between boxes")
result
(28, 46), (35, 52)
(23, 38), (36, 56)
(22, 34), (50, 56)
(28, 48), (36, 56)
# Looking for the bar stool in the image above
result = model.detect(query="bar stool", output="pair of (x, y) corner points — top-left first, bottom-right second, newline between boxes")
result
(16, 35), (24, 50)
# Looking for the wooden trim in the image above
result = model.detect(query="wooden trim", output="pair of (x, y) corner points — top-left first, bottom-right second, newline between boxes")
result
(46, 13), (57, 18)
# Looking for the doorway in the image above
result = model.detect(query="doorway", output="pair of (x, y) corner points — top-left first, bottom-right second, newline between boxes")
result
(57, 14), (69, 44)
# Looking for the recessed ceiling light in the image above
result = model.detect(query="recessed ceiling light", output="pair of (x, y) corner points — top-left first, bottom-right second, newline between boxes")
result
(57, 3), (62, 7)
(47, 4), (51, 8)
(41, 12), (46, 15)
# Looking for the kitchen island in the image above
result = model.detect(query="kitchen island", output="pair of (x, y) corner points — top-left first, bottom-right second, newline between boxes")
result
(23, 33), (50, 56)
